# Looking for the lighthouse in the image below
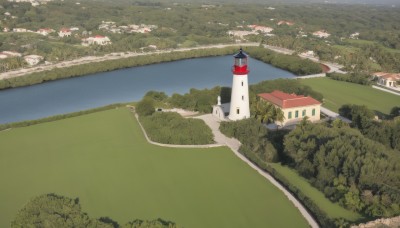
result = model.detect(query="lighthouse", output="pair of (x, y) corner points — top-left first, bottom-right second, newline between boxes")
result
(228, 48), (250, 120)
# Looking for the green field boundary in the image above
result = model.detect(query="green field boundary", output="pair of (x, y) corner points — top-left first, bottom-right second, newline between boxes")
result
(269, 163), (363, 221)
(0, 103), (130, 131)
(300, 77), (400, 115)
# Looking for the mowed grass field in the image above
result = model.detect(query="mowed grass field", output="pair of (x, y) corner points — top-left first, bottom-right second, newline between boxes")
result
(269, 163), (362, 221)
(0, 108), (308, 228)
(300, 78), (400, 114)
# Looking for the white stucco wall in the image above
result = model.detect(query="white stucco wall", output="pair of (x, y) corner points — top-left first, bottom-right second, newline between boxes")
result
(277, 104), (321, 126)
(228, 74), (250, 120)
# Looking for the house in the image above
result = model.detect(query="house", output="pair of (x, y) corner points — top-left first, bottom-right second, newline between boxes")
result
(277, 20), (294, 26)
(313, 30), (330, 38)
(13, 28), (28, 32)
(81, 35), (111, 46)
(58, 28), (71, 37)
(248, 25), (273, 34)
(373, 72), (400, 88)
(0, 51), (22, 59)
(37, 28), (54, 36)
(350, 32), (360, 39)
(24, 54), (43, 65)
(227, 30), (257, 38)
(258, 90), (321, 127)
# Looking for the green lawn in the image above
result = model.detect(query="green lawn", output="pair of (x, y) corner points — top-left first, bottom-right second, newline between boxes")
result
(269, 163), (362, 221)
(300, 77), (400, 114)
(0, 108), (308, 228)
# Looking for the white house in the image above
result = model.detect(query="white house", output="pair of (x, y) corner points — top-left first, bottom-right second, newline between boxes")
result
(37, 28), (54, 36)
(58, 28), (71, 37)
(0, 51), (22, 59)
(248, 25), (273, 34)
(227, 30), (257, 38)
(373, 72), (400, 88)
(13, 28), (28, 32)
(313, 30), (330, 38)
(82, 35), (111, 46)
(24, 54), (43, 65)
(258, 90), (321, 127)
(277, 20), (294, 26)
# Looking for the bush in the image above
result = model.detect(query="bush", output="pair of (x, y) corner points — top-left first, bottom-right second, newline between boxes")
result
(136, 98), (155, 116)
(220, 118), (278, 162)
(140, 112), (214, 145)
(327, 72), (372, 85)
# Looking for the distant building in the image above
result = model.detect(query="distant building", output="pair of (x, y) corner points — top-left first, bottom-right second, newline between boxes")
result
(373, 72), (400, 88)
(58, 28), (71, 37)
(350, 32), (360, 39)
(258, 90), (321, 127)
(277, 20), (294, 26)
(247, 25), (273, 33)
(37, 28), (54, 36)
(227, 30), (257, 38)
(24, 55), (43, 65)
(0, 51), (22, 59)
(81, 35), (112, 46)
(13, 28), (29, 32)
(313, 30), (330, 38)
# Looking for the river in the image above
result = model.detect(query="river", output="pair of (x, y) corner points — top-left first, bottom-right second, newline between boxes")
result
(0, 56), (294, 124)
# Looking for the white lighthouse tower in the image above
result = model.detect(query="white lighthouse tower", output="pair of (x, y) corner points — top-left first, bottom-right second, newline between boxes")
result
(228, 48), (250, 120)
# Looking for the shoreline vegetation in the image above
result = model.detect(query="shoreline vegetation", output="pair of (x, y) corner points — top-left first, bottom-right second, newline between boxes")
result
(0, 45), (323, 90)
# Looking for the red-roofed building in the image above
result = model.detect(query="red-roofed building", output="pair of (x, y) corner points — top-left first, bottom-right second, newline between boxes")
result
(58, 28), (71, 37)
(373, 72), (400, 88)
(258, 90), (321, 126)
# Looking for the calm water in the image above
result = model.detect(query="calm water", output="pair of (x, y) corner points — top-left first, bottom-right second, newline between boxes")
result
(0, 56), (294, 124)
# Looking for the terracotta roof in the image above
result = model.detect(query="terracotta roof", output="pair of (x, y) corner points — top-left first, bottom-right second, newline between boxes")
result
(258, 90), (321, 109)
(374, 72), (400, 80)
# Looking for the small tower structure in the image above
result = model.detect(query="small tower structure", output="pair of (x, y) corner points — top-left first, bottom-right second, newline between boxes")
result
(228, 48), (250, 120)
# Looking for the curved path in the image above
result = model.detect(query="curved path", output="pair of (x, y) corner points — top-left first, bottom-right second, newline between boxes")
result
(132, 106), (319, 227)
(129, 106), (223, 148)
(195, 114), (320, 228)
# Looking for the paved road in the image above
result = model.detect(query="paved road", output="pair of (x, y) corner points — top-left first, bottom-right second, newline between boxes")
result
(196, 114), (320, 228)
(263, 44), (345, 73)
(320, 107), (352, 123)
(372, 85), (400, 96)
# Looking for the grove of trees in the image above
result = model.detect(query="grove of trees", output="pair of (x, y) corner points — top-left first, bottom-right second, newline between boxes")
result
(12, 194), (177, 228)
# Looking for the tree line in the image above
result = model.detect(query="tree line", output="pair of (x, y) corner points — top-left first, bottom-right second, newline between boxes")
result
(12, 193), (178, 228)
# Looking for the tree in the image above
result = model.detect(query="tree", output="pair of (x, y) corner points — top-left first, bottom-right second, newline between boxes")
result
(136, 97), (155, 116)
(11, 194), (113, 228)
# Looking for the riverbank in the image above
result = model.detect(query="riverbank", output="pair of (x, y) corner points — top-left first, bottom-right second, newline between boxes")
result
(0, 43), (257, 90)
(0, 42), (329, 90)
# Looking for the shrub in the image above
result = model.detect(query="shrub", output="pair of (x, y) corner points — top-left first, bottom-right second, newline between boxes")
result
(136, 98), (155, 116)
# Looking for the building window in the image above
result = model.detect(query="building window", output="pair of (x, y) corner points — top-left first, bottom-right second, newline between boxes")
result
(302, 110), (306, 117)
(312, 108), (316, 116)
(295, 110), (299, 118)
(242, 95), (244, 100)
(241, 81), (244, 86)
(288, 112), (292, 119)
(237, 108), (240, 114)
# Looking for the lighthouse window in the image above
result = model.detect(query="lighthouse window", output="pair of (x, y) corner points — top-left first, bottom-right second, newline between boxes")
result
(236, 108), (240, 114)
(242, 95), (244, 100)
(241, 81), (243, 86)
